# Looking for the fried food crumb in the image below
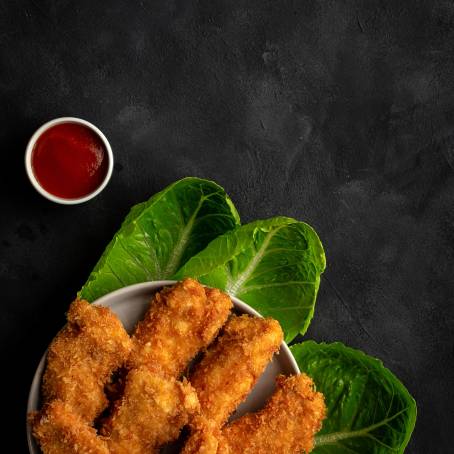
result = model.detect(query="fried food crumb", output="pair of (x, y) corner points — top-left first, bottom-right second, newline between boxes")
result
(31, 400), (109, 454)
(42, 299), (132, 423)
(128, 278), (232, 377)
(102, 367), (200, 454)
(181, 417), (227, 454)
(189, 314), (284, 426)
(221, 374), (326, 454)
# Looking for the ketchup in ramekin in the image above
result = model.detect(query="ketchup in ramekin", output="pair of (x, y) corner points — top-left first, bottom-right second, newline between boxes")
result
(25, 118), (113, 204)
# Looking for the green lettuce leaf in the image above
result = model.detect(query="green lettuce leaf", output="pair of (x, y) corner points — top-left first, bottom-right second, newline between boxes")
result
(290, 341), (417, 454)
(79, 177), (240, 301)
(174, 217), (326, 341)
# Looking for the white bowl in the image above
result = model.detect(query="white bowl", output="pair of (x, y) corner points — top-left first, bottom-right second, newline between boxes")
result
(27, 281), (300, 453)
(25, 117), (113, 205)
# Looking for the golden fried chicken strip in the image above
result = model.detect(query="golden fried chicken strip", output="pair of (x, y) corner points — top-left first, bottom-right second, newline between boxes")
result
(127, 278), (232, 377)
(182, 429), (221, 454)
(31, 400), (109, 454)
(181, 417), (228, 454)
(102, 367), (200, 454)
(42, 300), (132, 422)
(189, 314), (283, 426)
(220, 374), (326, 454)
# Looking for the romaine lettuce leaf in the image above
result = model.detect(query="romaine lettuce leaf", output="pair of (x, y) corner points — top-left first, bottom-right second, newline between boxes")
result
(174, 217), (326, 341)
(79, 177), (240, 301)
(290, 341), (417, 454)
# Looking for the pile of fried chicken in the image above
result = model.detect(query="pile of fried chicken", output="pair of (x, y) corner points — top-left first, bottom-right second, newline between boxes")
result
(29, 279), (326, 454)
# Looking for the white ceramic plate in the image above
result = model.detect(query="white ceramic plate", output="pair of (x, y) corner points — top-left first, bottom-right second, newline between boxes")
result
(27, 281), (300, 453)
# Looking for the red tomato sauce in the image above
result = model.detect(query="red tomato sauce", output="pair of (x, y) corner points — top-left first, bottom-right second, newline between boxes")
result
(31, 123), (109, 199)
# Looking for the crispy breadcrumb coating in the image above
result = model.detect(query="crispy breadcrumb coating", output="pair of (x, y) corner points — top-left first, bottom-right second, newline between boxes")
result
(42, 300), (132, 423)
(127, 278), (232, 377)
(189, 314), (283, 426)
(30, 400), (109, 454)
(181, 417), (228, 454)
(220, 374), (326, 454)
(101, 367), (200, 454)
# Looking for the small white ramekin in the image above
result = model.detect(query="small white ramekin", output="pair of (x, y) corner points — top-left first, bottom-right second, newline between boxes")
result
(25, 117), (114, 205)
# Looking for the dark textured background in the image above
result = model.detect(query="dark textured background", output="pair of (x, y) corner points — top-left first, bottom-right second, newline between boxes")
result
(1, 1), (453, 452)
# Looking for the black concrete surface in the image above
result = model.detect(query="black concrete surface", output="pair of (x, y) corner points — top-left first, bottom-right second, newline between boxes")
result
(1, 1), (453, 452)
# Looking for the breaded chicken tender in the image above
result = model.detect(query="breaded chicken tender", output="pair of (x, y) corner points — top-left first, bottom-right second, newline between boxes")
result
(42, 299), (132, 423)
(128, 278), (232, 377)
(102, 367), (200, 454)
(30, 400), (109, 454)
(220, 374), (326, 454)
(189, 315), (283, 426)
(181, 417), (228, 454)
